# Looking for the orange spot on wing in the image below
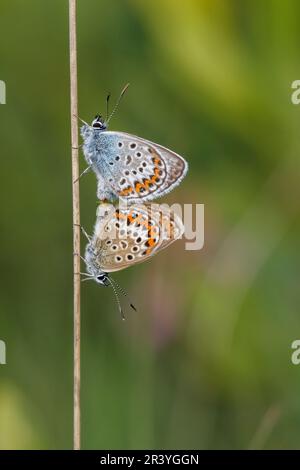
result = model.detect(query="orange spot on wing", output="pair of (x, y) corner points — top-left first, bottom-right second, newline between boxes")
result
(119, 186), (133, 196)
(120, 153), (163, 198)
(135, 183), (143, 193)
(152, 156), (161, 166)
(148, 226), (156, 238)
(115, 210), (127, 220)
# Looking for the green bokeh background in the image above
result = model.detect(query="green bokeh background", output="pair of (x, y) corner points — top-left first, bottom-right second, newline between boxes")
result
(0, 0), (300, 449)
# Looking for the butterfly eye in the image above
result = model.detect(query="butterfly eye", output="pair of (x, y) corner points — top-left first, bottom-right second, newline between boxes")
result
(92, 122), (102, 129)
(92, 115), (106, 130)
(96, 274), (108, 285)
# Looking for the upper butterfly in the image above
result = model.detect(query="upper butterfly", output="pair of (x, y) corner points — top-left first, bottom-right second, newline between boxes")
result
(80, 88), (188, 203)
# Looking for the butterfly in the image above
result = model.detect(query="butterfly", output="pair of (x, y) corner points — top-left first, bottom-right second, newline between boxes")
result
(80, 202), (184, 319)
(79, 84), (188, 202)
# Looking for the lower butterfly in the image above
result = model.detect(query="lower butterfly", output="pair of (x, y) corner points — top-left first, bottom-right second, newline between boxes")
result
(80, 203), (184, 319)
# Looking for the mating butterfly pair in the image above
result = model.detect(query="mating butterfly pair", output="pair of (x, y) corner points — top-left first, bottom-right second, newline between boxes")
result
(78, 85), (188, 316)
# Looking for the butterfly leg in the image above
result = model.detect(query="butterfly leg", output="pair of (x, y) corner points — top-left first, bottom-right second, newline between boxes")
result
(74, 271), (94, 282)
(73, 224), (92, 242)
(81, 226), (92, 242)
(73, 252), (86, 263)
(73, 165), (92, 184)
(74, 271), (91, 276)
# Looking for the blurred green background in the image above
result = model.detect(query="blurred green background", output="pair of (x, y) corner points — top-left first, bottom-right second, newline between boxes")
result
(1, 0), (300, 449)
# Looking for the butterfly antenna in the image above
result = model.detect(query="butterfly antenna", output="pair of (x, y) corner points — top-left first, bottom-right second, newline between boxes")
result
(106, 83), (130, 125)
(105, 92), (111, 122)
(107, 277), (125, 320)
(110, 276), (137, 312)
(73, 114), (90, 127)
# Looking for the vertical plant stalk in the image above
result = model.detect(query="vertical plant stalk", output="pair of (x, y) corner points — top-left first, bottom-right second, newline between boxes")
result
(69, 0), (81, 450)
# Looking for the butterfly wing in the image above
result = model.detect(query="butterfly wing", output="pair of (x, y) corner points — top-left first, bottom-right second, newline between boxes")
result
(99, 131), (188, 202)
(91, 203), (184, 272)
